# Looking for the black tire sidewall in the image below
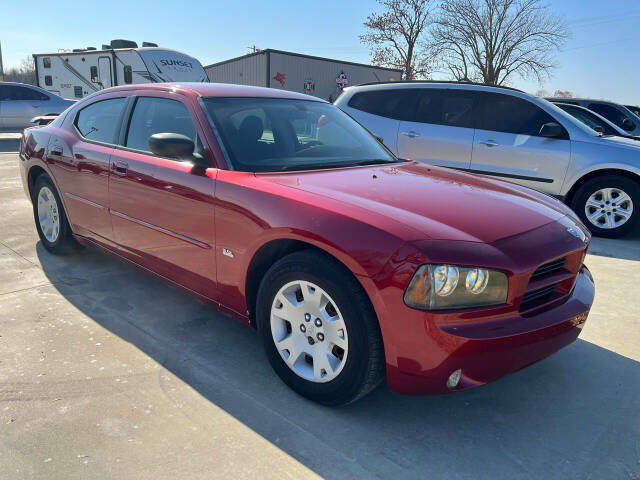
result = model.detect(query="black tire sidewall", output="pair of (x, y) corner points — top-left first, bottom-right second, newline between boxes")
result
(572, 175), (640, 238)
(256, 251), (382, 405)
(32, 174), (74, 253)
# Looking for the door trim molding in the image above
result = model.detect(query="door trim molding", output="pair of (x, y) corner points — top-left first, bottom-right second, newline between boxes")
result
(110, 209), (212, 249)
(65, 192), (108, 210)
(452, 167), (554, 184)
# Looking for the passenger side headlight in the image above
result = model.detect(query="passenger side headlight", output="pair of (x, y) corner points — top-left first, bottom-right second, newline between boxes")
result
(404, 264), (508, 310)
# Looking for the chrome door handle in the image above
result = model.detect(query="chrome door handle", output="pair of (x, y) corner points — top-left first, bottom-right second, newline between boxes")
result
(401, 131), (421, 138)
(480, 140), (499, 147)
(113, 161), (128, 175)
(32, 105), (40, 108)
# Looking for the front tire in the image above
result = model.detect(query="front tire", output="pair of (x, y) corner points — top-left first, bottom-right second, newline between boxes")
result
(256, 250), (385, 406)
(32, 173), (79, 254)
(572, 175), (639, 238)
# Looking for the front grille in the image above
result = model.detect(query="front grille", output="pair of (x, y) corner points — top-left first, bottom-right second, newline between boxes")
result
(530, 257), (566, 279)
(520, 284), (556, 310)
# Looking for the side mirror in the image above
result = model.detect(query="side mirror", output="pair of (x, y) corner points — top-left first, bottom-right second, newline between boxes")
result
(539, 122), (564, 138)
(593, 125), (604, 135)
(621, 117), (635, 132)
(149, 133), (196, 160)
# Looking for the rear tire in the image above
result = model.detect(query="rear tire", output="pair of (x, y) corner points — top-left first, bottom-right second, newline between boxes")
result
(256, 250), (385, 406)
(572, 175), (639, 238)
(32, 173), (80, 254)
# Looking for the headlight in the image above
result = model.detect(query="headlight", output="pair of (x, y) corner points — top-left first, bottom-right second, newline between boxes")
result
(404, 264), (508, 310)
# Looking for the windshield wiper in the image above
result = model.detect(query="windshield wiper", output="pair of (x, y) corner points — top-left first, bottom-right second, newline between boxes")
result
(348, 158), (404, 166)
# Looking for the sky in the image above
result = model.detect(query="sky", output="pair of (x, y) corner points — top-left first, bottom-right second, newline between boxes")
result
(1, 0), (638, 104)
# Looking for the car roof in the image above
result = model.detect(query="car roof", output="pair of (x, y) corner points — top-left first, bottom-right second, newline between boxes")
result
(354, 80), (524, 93)
(547, 97), (623, 106)
(100, 82), (327, 102)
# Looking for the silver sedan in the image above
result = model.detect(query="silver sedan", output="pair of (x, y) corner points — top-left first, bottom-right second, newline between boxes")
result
(0, 82), (74, 131)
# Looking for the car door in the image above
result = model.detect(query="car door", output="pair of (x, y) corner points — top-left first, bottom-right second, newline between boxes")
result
(470, 92), (571, 195)
(108, 93), (218, 299)
(397, 88), (476, 169)
(0, 84), (51, 129)
(47, 96), (127, 241)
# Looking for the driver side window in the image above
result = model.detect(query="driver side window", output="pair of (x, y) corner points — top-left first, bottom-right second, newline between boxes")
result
(125, 97), (197, 154)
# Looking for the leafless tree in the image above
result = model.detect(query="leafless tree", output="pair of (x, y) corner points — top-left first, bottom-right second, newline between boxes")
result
(553, 89), (573, 98)
(432, 0), (569, 85)
(3, 57), (37, 85)
(360, 0), (437, 80)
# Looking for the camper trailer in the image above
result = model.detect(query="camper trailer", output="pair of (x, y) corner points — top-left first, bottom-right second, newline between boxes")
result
(33, 40), (208, 99)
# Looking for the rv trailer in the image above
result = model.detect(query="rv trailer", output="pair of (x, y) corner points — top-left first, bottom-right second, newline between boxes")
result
(33, 39), (208, 99)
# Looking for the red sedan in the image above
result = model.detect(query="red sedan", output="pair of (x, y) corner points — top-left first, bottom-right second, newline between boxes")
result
(19, 83), (595, 405)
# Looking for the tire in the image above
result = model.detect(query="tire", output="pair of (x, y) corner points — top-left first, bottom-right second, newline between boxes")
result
(572, 175), (640, 238)
(256, 250), (385, 406)
(32, 173), (80, 254)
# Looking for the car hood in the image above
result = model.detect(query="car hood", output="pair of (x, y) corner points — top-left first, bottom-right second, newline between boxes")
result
(265, 162), (568, 243)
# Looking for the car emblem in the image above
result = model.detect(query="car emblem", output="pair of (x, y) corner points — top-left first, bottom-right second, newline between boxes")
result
(567, 227), (585, 242)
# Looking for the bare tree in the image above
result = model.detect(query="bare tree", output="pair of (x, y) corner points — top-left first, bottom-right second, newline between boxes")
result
(360, 0), (436, 80)
(553, 89), (573, 98)
(3, 56), (37, 85)
(432, 0), (569, 85)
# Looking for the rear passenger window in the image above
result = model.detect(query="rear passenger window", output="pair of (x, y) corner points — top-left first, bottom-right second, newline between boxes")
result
(347, 89), (416, 121)
(125, 97), (197, 153)
(414, 89), (476, 128)
(75, 97), (126, 144)
(478, 93), (562, 137)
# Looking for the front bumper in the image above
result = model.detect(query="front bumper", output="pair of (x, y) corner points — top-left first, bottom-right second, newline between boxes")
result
(385, 267), (593, 394)
(359, 218), (594, 395)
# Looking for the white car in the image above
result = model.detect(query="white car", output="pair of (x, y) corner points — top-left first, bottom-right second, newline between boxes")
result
(335, 82), (640, 237)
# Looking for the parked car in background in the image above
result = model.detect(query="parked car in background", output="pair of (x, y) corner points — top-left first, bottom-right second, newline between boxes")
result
(336, 81), (640, 237)
(19, 83), (594, 405)
(546, 98), (640, 136)
(0, 82), (74, 130)
(553, 102), (639, 140)
(625, 105), (640, 119)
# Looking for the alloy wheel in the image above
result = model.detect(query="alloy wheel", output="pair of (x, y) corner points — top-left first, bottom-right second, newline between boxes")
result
(270, 280), (348, 383)
(584, 187), (633, 229)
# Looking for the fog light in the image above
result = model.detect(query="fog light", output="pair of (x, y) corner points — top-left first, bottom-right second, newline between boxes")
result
(447, 369), (462, 389)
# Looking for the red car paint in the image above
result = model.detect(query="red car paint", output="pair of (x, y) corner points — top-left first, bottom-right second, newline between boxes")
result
(19, 83), (594, 395)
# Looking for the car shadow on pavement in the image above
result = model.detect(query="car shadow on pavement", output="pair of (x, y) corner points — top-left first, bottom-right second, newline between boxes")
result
(37, 243), (640, 480)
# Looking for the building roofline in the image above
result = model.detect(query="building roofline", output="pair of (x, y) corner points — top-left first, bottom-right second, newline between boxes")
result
(204, 48), (403, 73)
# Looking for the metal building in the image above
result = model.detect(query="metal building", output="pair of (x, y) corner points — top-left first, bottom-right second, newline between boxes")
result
(205, 49), (402, 102)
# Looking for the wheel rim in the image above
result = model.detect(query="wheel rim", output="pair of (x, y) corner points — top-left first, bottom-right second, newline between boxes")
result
(584, 187), (633, 229)
(270, 280), (348, 383)
(37, 186), (61, 243)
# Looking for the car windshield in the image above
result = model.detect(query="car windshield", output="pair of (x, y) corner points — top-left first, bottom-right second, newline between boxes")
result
(202, 97), (399, 172)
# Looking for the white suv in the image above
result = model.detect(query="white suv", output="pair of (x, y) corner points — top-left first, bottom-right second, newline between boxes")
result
(335, 82), (640, 237)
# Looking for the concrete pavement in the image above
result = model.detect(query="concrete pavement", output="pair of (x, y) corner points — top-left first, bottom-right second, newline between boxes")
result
(0, 152), (638, 479)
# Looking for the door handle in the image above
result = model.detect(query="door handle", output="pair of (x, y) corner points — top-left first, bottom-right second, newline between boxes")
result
(401, 131), (421, 138)
(480, 140), (499, 147)
(50, 147), (63, 156)
(113, 161), (128, 175)
(32, 105), (40, 108)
